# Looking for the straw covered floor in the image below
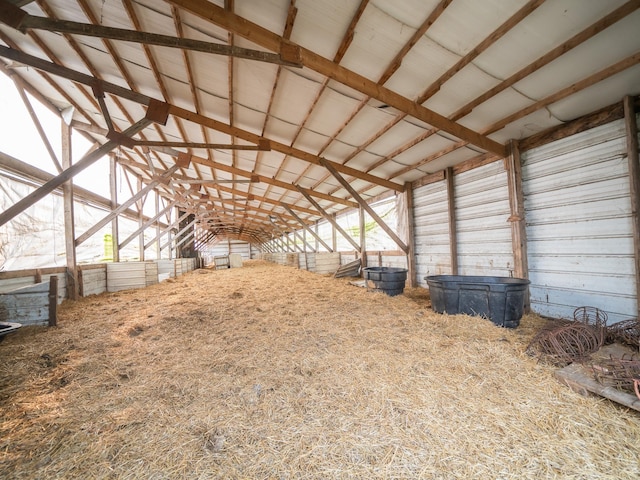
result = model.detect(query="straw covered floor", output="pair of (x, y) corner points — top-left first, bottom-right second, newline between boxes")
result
(1, 260), (638, 479)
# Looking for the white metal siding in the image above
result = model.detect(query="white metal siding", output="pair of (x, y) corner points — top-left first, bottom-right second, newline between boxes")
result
(230, 240), (251, 259)
(413, 180), (451, 286)
(0, 281), (50, 326)
(107, 263), (147, 292)
(365, 254), (408, 269)
(81, 267), (107, 296)
(454, 162), (514, 277)
(521, 119), (635, 323)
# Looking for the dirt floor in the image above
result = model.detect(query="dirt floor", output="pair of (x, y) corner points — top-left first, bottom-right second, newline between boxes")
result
(0, 260), (638, 479)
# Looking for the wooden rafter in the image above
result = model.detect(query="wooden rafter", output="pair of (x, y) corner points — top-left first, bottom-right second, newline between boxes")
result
(0, 46), (401, 195)
(253, 0), (297, 213)
(170, 5), (224, 211)
(167, 0), (506, 157)
(0, 117), (152, 227)
(271, 0), (370, 209)
(303, 0), (452, 194)
(319, 159), (408, 253)
(482, 51), (640, 137)
(323, 0), (545, 196)
(6, 8), (301, 66)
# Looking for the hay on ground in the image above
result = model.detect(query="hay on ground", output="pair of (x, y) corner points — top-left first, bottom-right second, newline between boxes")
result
(1, 260), (638, 479)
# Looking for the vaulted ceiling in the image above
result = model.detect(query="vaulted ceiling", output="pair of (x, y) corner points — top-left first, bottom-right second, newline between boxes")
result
(1, 0), (639, 245)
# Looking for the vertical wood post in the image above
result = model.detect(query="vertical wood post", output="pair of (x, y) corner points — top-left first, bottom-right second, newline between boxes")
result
(109, 154), (120, 262)
(155, 192), (161, 259)
(506, 139), (530, 312)
(624, 96), (640, 318)
(48, 275), (58, 327)
(77, 267), (84, 297)
(62, 120), (79, 300)
(445, 167), (458, 275)
(137, 177), (145, 261)
(359, 206), (367, 270)
(404, 182), (417, 287)
(331, 213), (337, 252)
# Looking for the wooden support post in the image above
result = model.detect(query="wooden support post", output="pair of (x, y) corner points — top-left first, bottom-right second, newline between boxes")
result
(506, 141), (529, 278)
(137, 177), (145, 261)
(319, 159), (409, 253)
(119, 201), (176, 250)
(77, 267), (84, 297)
(445, 167), (458, 275)
(296, 187), (358, 251)
(359, 206), (367, 270)
(624, 96), (640, 318)
(331, 213), (337, 252)
(277, 214), (312, 253)
(61, 119), (78, 300)
(155, 192), (161, 259)
(404, 182), (417, 288)
(109, 154), (120, 262)
(16, 83), (63, 173)
(48, 275), (58, 327)
(77, 164), (180, 247)
(161, 218), (197, 251)
(506, 140), (530, 312)
(0, 118), (151, 227)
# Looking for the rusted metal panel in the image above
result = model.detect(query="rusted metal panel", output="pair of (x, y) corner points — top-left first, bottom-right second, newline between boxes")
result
(522, 119), (634, 323)
(454, 161), (514, 277)
(412, 178), (451, 286)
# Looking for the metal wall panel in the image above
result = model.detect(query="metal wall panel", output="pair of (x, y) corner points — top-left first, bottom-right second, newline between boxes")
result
(107, 262), (148, 292)
(229, 240), (251, 259)
(0, 281), (50, 326)
(521, 119), (635, 323)
(412, 180), (450, 287)
(454, 161), (514, 277)
(81, 267), (107, 296)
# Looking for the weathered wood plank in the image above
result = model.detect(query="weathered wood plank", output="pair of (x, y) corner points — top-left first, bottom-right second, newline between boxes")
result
(555, 363), (640, 412)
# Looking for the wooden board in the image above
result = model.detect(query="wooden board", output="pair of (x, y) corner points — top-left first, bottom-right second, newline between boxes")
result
(555, 344), (640, 411)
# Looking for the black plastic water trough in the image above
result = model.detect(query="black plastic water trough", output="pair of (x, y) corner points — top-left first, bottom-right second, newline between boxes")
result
(425, 275), (530, 328)
(363, 267), (408, 296)
(0, 322), (22, 343)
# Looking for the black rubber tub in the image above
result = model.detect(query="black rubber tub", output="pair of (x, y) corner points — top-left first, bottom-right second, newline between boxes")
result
(363, 267), (408, 296)
(0, 322), (22, 343)
(425, 275), (530, 328)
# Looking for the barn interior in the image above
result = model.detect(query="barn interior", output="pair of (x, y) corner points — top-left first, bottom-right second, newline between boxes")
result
(1, 0), (640, 477)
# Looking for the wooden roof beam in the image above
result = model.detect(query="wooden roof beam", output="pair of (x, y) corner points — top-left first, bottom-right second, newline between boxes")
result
(0, 45), (401, 193)
(0, 117), (152, 227)
(168, 0), (506, 157)
(0, 1), (301, 66)
(319, 159), (408, 254)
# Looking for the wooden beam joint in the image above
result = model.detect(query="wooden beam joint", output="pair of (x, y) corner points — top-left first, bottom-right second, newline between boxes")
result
(0, 0), (26, 30)
(145, 98), (170, 125)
